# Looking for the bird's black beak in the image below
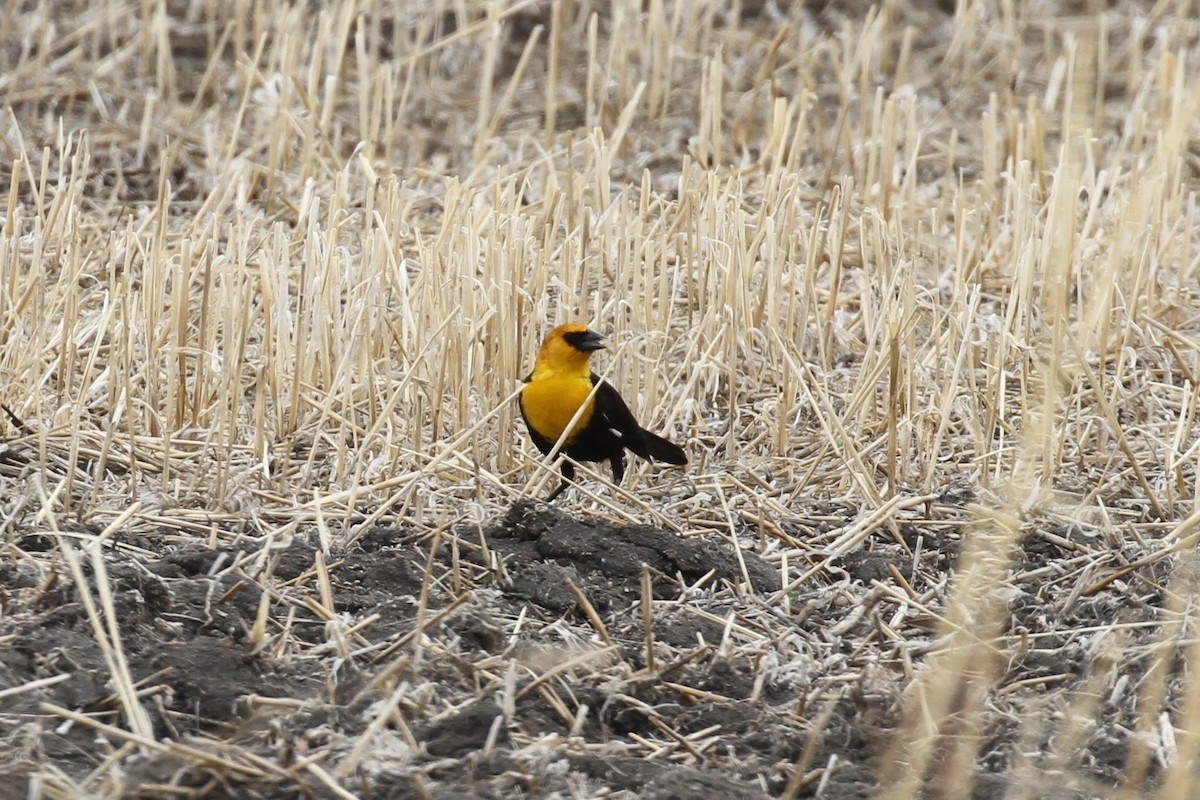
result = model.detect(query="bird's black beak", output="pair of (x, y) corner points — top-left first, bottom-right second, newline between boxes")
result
(577, 330), (607, 351)
(561, 327), (608, 353)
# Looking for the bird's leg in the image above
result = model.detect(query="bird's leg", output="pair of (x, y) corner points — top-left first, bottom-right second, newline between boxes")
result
(610, 454), (625, 485)
(546, 460), (575, 502)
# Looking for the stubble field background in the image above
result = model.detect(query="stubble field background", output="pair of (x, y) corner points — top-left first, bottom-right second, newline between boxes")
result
(2, 1), (1200, 798)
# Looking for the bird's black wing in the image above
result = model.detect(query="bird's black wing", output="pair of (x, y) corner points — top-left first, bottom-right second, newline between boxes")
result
(590, 373), (652, 459)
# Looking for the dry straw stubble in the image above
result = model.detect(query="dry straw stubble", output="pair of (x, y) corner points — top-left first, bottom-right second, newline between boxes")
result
(1, 1), (1200, 798)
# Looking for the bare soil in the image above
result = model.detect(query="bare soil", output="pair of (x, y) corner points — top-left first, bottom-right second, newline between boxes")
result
(0, 499), (1162, 798)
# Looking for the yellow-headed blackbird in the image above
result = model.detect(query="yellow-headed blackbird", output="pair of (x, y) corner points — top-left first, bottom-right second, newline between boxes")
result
(520, 324), (687, 501)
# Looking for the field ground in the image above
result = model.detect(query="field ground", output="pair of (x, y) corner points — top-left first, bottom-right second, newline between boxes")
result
(3, 1), (1200, 798)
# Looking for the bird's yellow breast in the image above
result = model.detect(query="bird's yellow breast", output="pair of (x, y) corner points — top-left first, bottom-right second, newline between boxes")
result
(521, 374), (596, 445)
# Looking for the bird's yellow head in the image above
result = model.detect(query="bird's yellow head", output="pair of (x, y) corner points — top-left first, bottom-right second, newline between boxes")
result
(532, 323), (606, 378)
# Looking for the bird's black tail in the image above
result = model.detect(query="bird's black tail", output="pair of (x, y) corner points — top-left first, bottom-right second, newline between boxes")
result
(642, 429), (687, 465)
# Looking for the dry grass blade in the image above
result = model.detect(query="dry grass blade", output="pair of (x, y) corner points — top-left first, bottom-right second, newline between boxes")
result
(40, 704), (267, 779)
(49, 525), (154, 744)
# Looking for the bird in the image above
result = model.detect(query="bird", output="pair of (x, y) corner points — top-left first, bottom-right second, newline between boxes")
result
(519, 323), (687, 501)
